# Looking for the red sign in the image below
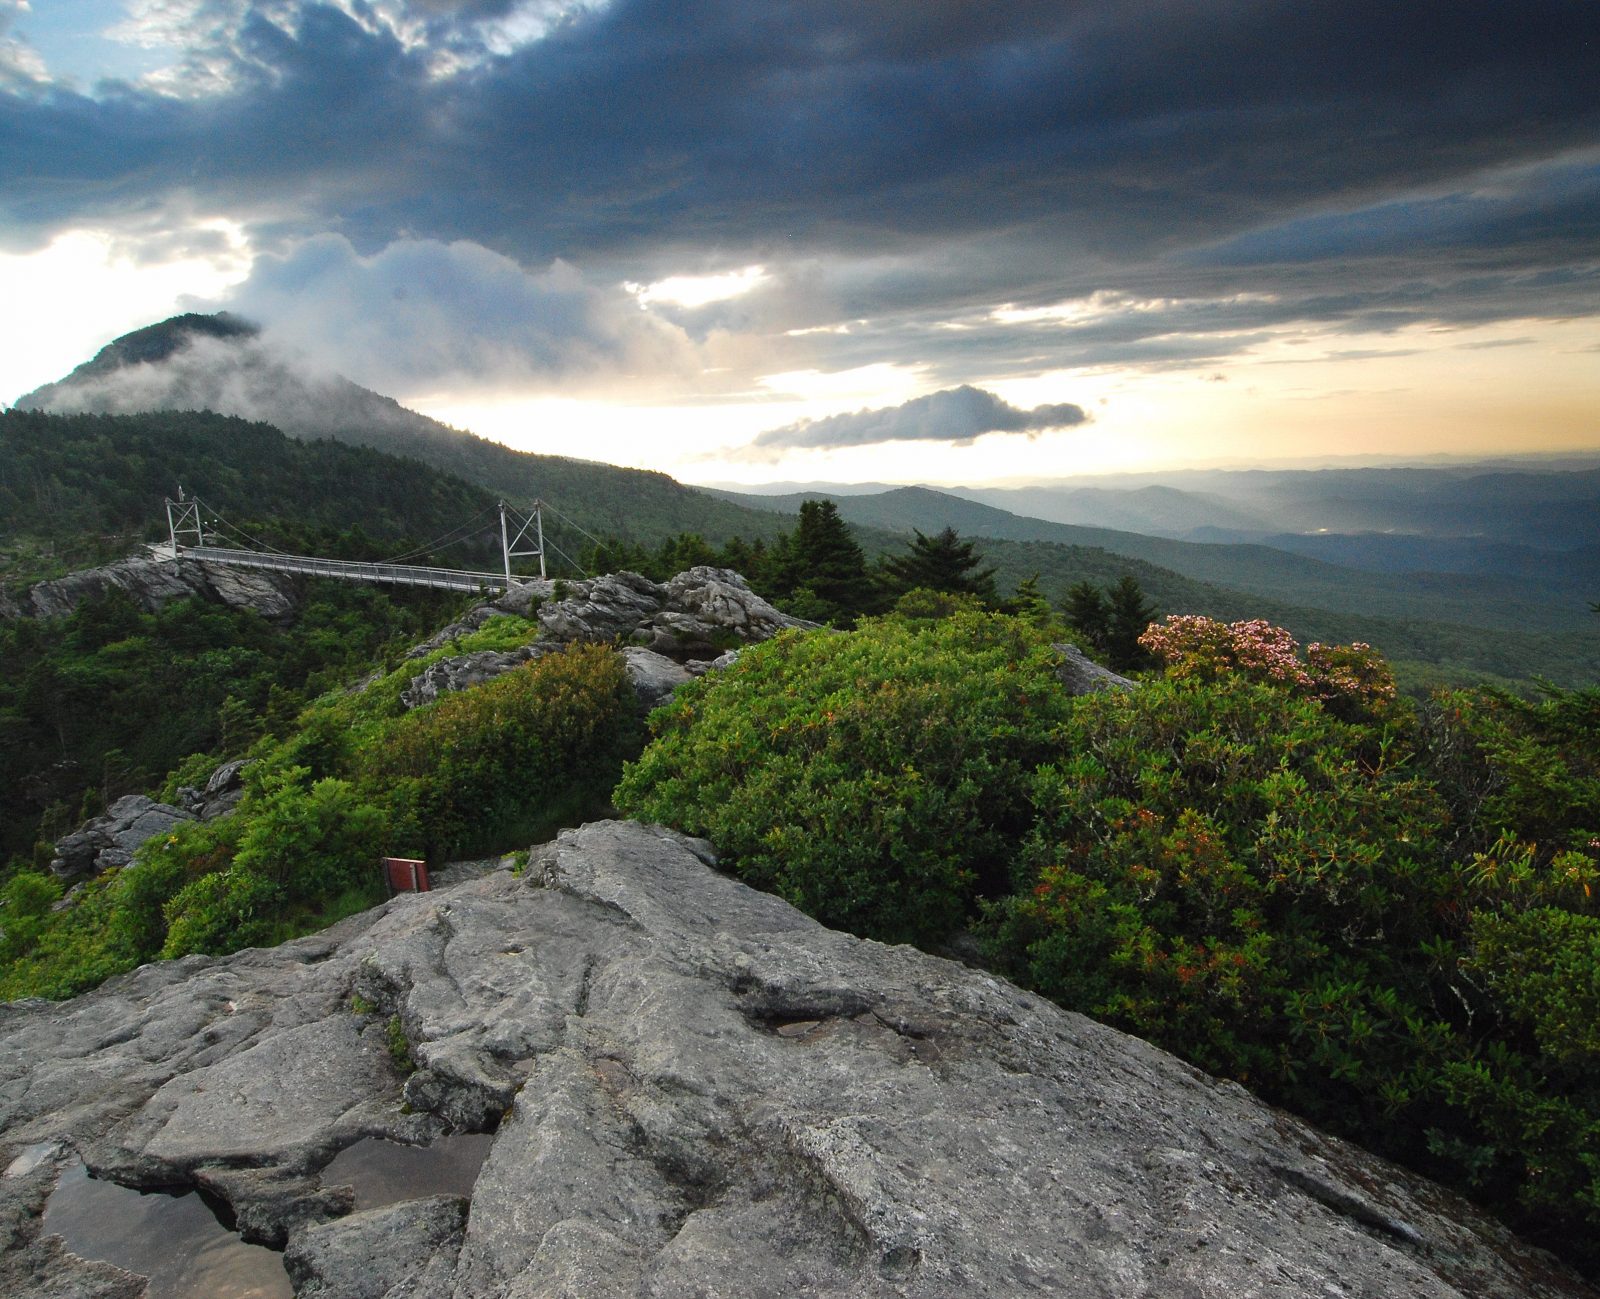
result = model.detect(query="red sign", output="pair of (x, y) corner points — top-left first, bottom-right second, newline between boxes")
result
(382, 857), (431, 893)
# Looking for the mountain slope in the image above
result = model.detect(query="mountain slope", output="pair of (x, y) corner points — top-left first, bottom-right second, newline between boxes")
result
(709, 484), (1598, 636)
(16, 315), (793, 549)
(953, 464), (1600, 551)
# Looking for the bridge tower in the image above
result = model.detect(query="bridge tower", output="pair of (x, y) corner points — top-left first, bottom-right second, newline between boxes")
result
(499, 500), (547, 584)
(164, 489), (205, 557)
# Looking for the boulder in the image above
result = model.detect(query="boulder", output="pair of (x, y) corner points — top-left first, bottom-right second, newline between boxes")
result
(1, 820), (1593, 1299)
(493, 579), (557, 618)
(620, 646), (694, 710)
(536, 567), (813, 657)
(536, 571), (668, 643)
(640, 566), (814, 654)
(48, 794), (197, 882)
(175, 757), (250, 821)
(399, 646), (546, 710)
(15, 556), (296, 622)
(1053, 641), (1137, 694)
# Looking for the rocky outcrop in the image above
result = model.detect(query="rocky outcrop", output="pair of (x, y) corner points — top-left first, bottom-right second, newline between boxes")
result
(400, 645), (550, 710)
(400, 567), (811, 713)
(1, 820), (1592, 1298)
(174, 756), (251, 821)
(49, 761), (248, 887)
(536, 567), (814, 655)
(48, 794), (197, 881)
(1053, 641), (1137, 694)
(10, 555), (297, 622)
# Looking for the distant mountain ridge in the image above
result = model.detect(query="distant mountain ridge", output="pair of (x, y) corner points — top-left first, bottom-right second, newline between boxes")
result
(16, 314), (792, 548)
(706, 483), (1600, 637)
(952, 467), (1600, 552)
(16, 314), (1598, 689)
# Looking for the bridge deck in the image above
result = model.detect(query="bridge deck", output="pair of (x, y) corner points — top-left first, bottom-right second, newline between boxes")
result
(168, 545), (518, 593)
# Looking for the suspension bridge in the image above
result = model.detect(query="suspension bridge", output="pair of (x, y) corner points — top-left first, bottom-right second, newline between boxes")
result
(155, 492), (596, 594)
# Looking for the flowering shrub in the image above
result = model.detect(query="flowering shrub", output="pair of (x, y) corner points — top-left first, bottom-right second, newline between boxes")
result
(1139, 615), (1399, 721)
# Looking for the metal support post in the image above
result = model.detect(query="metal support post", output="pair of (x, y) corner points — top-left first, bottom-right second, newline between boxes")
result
(499, 500), (513, 586)
(500, 500), (546, 585)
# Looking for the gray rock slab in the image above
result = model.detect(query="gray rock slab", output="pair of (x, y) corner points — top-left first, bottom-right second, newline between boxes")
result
(17, 556), (296, 622)
(1052, 640), (1137, 694)
(621, 647), (694, 710)
(49, 795), (197, 882)
(1, 821), (1594, 1299)
(285, 1194), (468, 1299)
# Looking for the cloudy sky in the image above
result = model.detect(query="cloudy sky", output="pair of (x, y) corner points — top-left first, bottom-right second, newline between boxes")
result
(2, 0), (1597, 484)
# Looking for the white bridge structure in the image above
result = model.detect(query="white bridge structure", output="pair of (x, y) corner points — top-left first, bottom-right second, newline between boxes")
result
(157, 492), (555, 594)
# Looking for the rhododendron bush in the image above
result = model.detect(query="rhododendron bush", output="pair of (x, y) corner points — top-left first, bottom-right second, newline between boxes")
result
(1140, 614), (1399, 721)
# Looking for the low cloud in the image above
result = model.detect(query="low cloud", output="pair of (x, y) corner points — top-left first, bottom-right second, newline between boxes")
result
(215, 234), (701, 396)
(752, 385), (1088, 452)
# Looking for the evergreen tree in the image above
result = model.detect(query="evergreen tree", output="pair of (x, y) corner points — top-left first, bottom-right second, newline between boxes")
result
(788, 500), (877, 625)
(881, 526), (998, 604)
(1063, 580), (1111, 654)
(1104, 574), (1157, 671)
(1001, 573), (1054, 625)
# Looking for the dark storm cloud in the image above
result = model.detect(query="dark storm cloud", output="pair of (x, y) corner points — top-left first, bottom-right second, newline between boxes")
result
(3, 0), (1598, 378)
(752, 386), (1089, 451)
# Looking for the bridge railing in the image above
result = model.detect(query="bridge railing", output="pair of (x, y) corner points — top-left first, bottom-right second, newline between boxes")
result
(176, 546), (516, 594)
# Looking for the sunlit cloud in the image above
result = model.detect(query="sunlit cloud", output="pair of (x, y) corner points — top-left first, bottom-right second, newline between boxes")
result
(628, 265), (769, 310)
(749, 385), (1089, 456)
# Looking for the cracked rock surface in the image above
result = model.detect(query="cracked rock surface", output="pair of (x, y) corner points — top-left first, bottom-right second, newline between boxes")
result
(2, 819), (1594, 1298)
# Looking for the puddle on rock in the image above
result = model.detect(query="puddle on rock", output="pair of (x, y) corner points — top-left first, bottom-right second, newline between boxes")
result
(320, 1131), (494, 1210)
(44, 1161), (291, 1299)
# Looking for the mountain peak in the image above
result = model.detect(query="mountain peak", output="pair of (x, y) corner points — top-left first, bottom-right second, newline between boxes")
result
(70, 312), (260, 380)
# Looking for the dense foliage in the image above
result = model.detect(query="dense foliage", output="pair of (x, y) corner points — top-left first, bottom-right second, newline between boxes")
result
(0, 628), (638, 1000)
(0, 583), (461, 865)
(616, 611), (1072, 942)
(0, 408), (511, 581)
(615, 609), (1600, 1278)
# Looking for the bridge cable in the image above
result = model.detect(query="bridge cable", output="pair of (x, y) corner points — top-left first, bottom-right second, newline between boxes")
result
(189, 498), (295, 556)
(374, 504), (499, 564)
(541, 536), (590, 579)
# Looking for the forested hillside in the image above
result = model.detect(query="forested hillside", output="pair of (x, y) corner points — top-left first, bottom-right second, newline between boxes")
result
(0, 408), (506, 581)
(16, 315), (795, 552)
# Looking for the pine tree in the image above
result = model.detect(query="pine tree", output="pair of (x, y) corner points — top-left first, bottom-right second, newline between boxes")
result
(1063, 580), (1111, 654)
(881, 526), (998, 604)
(1104, 574), (1157, 671)
(1001, 573), (1053, 625)
(783, 500), (877, 624)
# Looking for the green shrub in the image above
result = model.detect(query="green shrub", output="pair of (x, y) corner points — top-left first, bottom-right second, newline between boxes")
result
(108, 818), (243, 959)
(615, 612), (1073, 945)
(162, 869), (281, 957)
(984, 667), (1600, 1273)
(359, 642), (638, 858)
(985, 675), (1447, 1122)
